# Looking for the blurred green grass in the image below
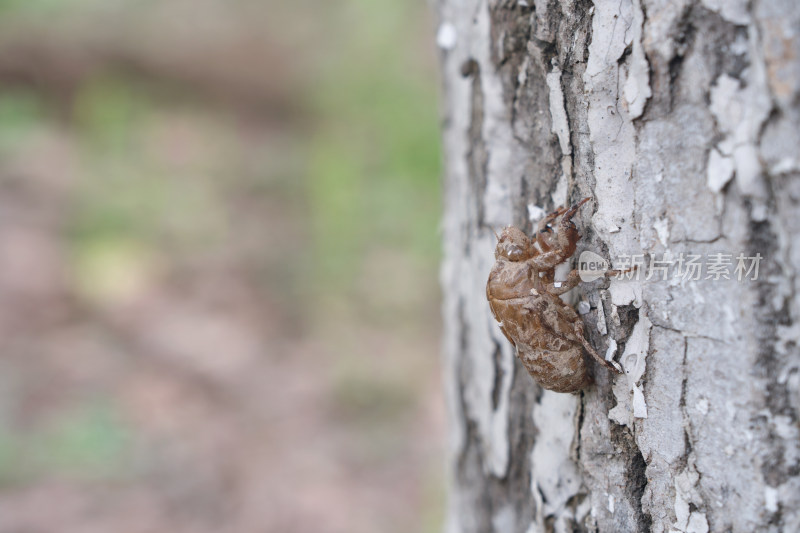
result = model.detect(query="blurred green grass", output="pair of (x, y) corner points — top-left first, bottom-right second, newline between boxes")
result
(305, 0), (442, 306)
(0, 403), (131, 486)
(0, 0), (442, 318)
(0, 0), (443, 530)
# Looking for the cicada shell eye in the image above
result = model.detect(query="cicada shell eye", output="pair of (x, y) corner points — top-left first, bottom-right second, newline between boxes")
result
(495, 226), (532, 261)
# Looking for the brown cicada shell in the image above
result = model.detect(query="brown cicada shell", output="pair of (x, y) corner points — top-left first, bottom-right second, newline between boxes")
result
(486, 198), (622, 393)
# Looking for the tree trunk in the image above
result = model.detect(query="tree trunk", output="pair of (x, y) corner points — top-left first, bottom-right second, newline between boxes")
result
(436, 1), (800, 532)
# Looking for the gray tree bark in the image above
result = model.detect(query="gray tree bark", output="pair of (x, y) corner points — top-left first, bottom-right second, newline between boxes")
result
(436, 1), (800, 532)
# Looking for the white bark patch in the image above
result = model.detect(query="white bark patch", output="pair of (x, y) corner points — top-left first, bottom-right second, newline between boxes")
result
(595, 297), (608, 335)
(605, 338), (617, 361)
(770, 156), (799, 175)
(484, 180), (512, 228)
(609, 313), (652, 425)
(640, 0), (693, 63)
(436, 22), (458, 50)
(709, 70), (771, 199)
(631, 386), (648, 419)
(654, 218), (670, 248)
(442, 3), (510, 230)
(546, 65), (572, 156)
(551, 175), (568, 208)
(695, 398), (709, 415)
(673, 465), (709, 533)
(479, 9), (523, 230)
(686, 513), (710, 533)
(527, 203), (546, 223)
(622, 0), (652, 118)
(439, 0), (484, 503)
(491, 505), (515, 532)
(764, 486), (779, 513)
(706, 147), (734, 193)
(608, 279), (642, 307)
(461, 234), (515, 477)
(530, 391), (585, 530)
(584, 0), (644, 265)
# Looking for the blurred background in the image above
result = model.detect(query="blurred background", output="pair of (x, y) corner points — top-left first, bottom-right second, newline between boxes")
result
(0, 1), (444, 532)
